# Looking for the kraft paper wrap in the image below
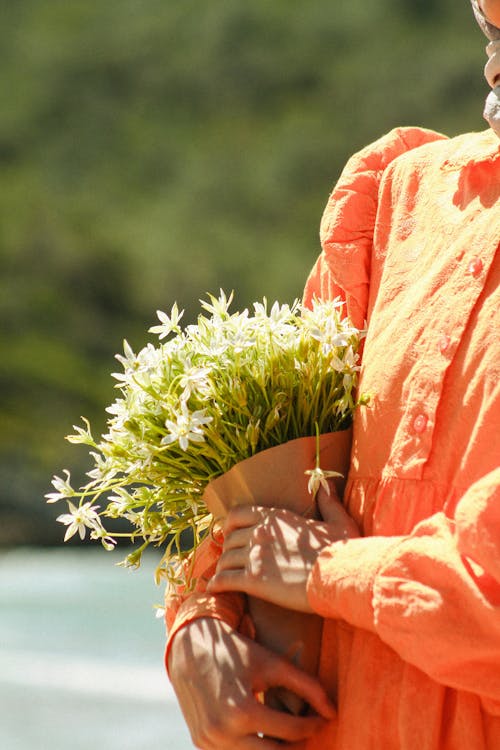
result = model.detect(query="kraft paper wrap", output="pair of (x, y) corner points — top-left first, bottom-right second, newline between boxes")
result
(203, 428), (352, 714)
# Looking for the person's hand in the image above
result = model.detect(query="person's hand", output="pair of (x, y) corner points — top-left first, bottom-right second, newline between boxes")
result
(168, 617), (336, 749)
(207, 487), (360, 612)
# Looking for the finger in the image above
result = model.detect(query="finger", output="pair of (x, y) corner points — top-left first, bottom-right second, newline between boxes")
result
(199, 733), (284, 750)
(260, 657), (336, 721)
(215, 546), (249, 573)
(208, 568), (252, 595)
(236, 737), (287, 750)
(317, 490), (358, 535)
(221, 526), (252, 552)
(199, 732), (284, 750)
(252, 703), (328, 743)
(224, 505), (268, 535)
(317, 478), (340, 504)
(316, 486), (342, 524)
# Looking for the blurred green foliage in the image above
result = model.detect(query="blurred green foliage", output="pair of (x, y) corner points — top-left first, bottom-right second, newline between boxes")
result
(0, 0), (488, 544)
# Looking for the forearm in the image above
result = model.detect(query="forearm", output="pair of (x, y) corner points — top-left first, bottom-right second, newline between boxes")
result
(307, 470), (500, 708)
(165, 589), (246, 677)
(164, 532), (248, 676)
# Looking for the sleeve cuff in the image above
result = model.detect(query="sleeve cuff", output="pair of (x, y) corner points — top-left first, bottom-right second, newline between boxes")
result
(307, 535), (403, 631)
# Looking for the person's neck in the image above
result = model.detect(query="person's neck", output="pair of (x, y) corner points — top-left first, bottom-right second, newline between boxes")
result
(471, 0), (500, 137)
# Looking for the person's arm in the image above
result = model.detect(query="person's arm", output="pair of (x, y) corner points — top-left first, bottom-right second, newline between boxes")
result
(210, 471), (500, 714)
(166, 523), (336, 748)
(169, 618), (336, 749)
(307, 469), (500, 712)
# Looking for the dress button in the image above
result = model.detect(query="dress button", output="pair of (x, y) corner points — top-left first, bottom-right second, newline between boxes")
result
(413, 414), (428, 434)
(467, 257), (483, 277)
(439, 335), (451, 353)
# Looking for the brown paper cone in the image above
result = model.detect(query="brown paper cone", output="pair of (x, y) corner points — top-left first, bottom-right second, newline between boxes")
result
(203, 429), (351, 518)
(203, 428), (352, 715)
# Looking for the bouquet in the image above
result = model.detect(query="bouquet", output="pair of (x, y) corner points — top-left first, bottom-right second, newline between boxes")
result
(47, 291), (366, 591)
(47, 290), (367, 715)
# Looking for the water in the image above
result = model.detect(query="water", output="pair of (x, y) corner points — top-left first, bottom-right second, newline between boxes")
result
(0, 547), (194, 749)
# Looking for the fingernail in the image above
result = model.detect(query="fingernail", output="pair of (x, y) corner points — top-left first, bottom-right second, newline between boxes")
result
(324, 704), (336, 720)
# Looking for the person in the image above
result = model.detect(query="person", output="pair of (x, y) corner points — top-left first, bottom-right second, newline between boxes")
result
(166, 2), (500, 748)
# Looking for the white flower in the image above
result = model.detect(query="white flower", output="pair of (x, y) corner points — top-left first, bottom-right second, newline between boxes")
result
(49, 291), (367, 579)
(162, 402), (213, 451)
(105, 488), (133, 516)
(125, 441), (155, 472)
(149, 303), (184, 339)
(305, 466), (343, 499)
(155, 606), (166, 620)
(105, 397), (127, 422)
(308, 318), (350, 352)
(252, 299), (298, 342)
(343, 373), (353, 390)
(199, 289), (234, 319)
(195, 328), (232, 359)
(65, 418), (94, 446)
(89, 531), (117, 551)
(301, 297), (362, 354)
(45, 471), (74, 503)
(227, 329), (256, 354)
(112, 341), (165, 388)
(56, 501), (102, 541)
(113, 339), (137, 373)
(178, 359), (212, 398)
(329, 345), (360, 374)
(329, 353), (347, 372)
(112, 341), (142, 386)
(85, 451), (118, 482)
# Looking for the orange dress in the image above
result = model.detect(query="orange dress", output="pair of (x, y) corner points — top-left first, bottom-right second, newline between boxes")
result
(166, 126), (500, 750)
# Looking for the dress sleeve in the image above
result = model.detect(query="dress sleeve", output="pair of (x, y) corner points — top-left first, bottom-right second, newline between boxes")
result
(307, 469), (500, 711)
(302, 126), (446, 326)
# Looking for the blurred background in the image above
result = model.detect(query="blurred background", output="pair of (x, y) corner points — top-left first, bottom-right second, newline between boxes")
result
(0, 0), (488, 747)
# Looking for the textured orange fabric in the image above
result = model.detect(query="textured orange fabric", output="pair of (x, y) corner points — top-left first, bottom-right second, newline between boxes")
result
(304, 126), (500, 749)
(166, 126), (500, 749)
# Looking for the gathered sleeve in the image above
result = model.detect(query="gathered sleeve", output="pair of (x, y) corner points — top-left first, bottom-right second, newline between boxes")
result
(303, 126), (445, 325)
(307, 469), (500, 711)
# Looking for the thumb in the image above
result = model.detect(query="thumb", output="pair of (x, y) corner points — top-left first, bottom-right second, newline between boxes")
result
(262, 655), (336, 721)
(316, 480), (342, 523)
(317, 484), (361, 538)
